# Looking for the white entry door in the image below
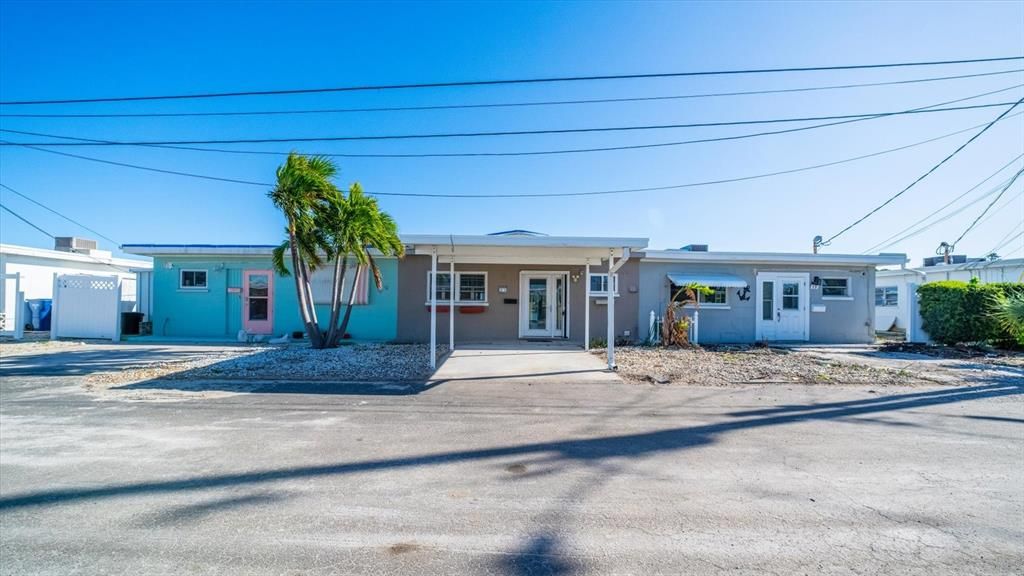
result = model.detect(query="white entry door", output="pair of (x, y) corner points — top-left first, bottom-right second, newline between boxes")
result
(519, 273), (568, 338)
(756, 273), (809, 341)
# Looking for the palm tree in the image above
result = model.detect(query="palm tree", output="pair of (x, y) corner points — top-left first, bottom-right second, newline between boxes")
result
(268, 153), (338, 348)
(324, 183), (404, 346)
(991, 293), (1024, 346)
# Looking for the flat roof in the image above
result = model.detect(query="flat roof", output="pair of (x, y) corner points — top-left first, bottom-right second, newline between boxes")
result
(403, 234), (649, 249)
(1, 243), (152, 269)
(122, 244), (278, 256)
(878, 257), (1024, 276)
(642, 249), (908, 267)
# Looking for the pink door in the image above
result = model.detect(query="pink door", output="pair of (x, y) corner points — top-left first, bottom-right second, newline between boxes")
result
(242, 270), (274, 334)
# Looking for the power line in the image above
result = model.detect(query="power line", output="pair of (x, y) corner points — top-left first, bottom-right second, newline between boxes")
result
(949, 166), (1024, 248)
(5, 112), (1021, 199)
(861, 155), (1024, 253)
(0, 100), (1018, 148)
(0, 183), (120, 245)
(3, 56), (1021, 107)
(987, 221), (1024, 255)
(0, 203), (53, 238)
(867, 174), (1023, 253)
(820, 96), (1024, 247)
(3, 68), (1021, 119)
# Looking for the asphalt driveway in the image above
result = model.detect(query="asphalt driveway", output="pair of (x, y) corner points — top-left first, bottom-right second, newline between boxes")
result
(1, 346), (1022, 575)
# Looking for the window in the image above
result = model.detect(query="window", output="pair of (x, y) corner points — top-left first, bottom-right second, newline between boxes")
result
(782, 282), (800, 310)
(458, 273), (486, 302)
(670, 284), (729, 307)
(427, 271), (487, 304)
(875, 286), (898, 307)
(821, 277), (850, 298)
(179, 269), (207, 289)
(588, 273), (618, 296)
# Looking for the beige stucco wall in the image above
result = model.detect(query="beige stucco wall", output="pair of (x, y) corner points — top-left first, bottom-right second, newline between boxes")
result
(395, 255), (640, 345)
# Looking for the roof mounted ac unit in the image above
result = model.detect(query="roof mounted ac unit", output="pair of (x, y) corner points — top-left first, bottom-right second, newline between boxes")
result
(55, 237), (99, 253)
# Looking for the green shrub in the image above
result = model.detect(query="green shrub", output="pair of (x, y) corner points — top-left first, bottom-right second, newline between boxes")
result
(917, 280), (1024, 347)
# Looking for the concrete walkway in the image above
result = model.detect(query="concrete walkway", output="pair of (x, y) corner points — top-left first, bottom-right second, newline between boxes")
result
(430, 342), (621, 384)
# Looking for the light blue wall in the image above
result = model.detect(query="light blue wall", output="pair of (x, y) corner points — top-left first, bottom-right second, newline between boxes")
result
(150, 256), (398, 341)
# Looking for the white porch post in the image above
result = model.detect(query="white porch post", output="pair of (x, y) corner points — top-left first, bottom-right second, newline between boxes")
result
(430, 248), (437, 369)
(584, 261), (591, 351)
(606, 251), (615, 370)
(449, 258), (455, 351)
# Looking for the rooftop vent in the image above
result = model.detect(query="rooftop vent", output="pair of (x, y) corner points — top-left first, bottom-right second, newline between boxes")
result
(679, 244), (709, 252)
(55, 237), (98, 253)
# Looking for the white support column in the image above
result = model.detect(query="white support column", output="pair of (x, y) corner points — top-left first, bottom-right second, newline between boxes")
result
(430, 249), (438, 369)
(584, 261), (591, 351)
(449, 258), (455, 351)
(606, 251), (615, 370)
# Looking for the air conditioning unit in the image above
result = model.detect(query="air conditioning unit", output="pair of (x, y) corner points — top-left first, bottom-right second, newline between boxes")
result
(55, 237), (99, 253)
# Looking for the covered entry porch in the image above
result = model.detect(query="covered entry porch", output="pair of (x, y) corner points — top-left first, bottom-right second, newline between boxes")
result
(401, 234), (646, 370)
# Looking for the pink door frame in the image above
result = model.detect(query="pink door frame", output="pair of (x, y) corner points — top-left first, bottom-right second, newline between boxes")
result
(242, 270), (274, 334)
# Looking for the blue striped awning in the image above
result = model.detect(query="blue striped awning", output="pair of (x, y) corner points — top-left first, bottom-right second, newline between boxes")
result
(666, 273), (747, 287)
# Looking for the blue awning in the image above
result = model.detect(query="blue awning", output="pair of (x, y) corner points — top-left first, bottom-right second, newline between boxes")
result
(667, 273), (748, 288)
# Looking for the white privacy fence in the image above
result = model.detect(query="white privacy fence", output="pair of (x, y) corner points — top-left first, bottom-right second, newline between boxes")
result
(1, 273), (25, 339)
(51, 274), (123, 341)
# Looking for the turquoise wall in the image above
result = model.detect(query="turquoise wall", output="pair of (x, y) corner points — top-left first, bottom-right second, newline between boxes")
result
(150, 256), (398, 341)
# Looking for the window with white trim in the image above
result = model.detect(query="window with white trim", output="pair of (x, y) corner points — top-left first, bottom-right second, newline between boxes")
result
(427, 271), (487, 304)
(821, 277), (850, 298)
(179, 269), (207, 289)
(669, 284), (729, 307)
(588, 273), (618, 296)
(875, 286), (898, 307)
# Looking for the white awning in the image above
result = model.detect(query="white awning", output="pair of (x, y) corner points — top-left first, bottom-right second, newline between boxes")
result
(667, 273), (748, 287)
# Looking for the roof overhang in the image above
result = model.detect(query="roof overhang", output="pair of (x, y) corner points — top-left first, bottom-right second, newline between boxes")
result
(642, 250), (908, 267)
(667, 273), (748, 287)
(121, 244), (278, 256)
(1, 243), (152, 269)
(406, 235), (648, 265)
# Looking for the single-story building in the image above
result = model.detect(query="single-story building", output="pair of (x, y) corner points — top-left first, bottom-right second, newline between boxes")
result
(122, 233), (907, 366)
(875, 256), (1024, 332)
(1, 239), (149, 335)
(637, 246), (908, 344)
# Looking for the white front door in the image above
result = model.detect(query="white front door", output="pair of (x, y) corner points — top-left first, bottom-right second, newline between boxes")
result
(519, 273), (568, 338)
(756, 273), (809, 341)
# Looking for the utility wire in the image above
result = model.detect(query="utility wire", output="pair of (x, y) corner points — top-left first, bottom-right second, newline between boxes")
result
(992, 233), (1024, 257)
(3, 55), (1021, 106)
(0, 203), (53, 238)
(6, 112), (1022, 199)
(0, 183), (120, 245)
(3, 68), (1021, 119)
(987, 221), (1024, 255)
(949, 166), (1024, 248)
(0, 100), (1017, 148)
(861, 155), (1024, 253)
(867, 176), (1023, 253)
(821, 96), (1024, 247)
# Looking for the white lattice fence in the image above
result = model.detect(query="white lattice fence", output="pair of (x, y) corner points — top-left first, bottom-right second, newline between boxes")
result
(52, 274), (122, 340)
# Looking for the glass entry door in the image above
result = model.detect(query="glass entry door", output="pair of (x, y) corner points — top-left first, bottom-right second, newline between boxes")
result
(519, 273), (568, 338)
(243, 270), (274, 334)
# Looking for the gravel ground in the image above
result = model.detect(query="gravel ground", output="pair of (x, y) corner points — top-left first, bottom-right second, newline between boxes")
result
(85, 343), (447, 389)
(608, 345), (938, 386)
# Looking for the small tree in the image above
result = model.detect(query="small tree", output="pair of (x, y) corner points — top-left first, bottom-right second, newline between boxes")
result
(662, 282), (713, 347)
(991, 293), (1024, 347)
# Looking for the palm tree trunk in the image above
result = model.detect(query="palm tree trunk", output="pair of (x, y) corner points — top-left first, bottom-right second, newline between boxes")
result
(288, 233), (322, 348)
(337, 262), (371, 344)
(297, 257), (326, 347)
(324, 255), (348, 347)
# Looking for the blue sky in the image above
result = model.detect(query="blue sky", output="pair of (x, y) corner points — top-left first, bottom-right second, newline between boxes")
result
(1, 1), (1021, 264)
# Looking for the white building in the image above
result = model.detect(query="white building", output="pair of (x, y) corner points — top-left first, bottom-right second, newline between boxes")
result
(0, 239), (152, 333)
(875, 257), (1024, 333)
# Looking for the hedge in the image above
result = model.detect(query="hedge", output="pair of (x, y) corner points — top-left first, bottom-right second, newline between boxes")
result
(917, 280), (1024, 346)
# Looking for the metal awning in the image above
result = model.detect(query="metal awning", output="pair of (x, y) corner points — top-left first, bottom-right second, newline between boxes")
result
(666, 273), (748, 287)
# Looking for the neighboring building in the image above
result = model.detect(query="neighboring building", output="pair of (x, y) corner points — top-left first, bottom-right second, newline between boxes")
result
(123, 234), (905, 351)
(0, 239), (150, 333)
(637, 247), (908, 344)
(874, 256), (1024, 332)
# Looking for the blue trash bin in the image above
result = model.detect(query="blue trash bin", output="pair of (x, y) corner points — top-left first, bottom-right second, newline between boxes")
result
(37, 299), (52, 331)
